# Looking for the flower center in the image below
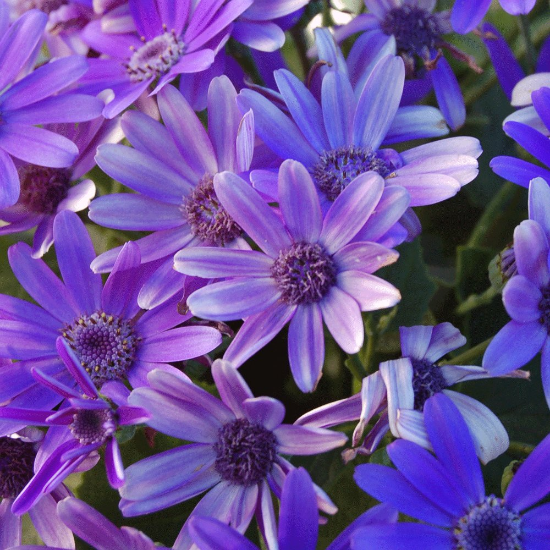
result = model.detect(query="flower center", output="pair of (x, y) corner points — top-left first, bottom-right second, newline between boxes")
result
(454, 496), (523, 550)
(214, 418), (278, 486)
(16, 0), (67, 15)
(0, 437), (36, 499)
(410, 358), (447, 411)
(69, 406), (116, 446)
(539, 286), (550, 333)
(62, 311), (140, 387)
(18, 165), (71, 214)
(181, 175), (242, 245)
(125, 31), (185, 82)
(381, 6), (445, 60)
(271, 242), (337, 305)
(312, 146), (393, 201)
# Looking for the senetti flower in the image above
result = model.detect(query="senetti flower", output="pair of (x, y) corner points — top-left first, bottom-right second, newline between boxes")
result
(189, 467), (398, 550)
(77, 0), (254, 118)
(175, 160), (403, 392)
(0, 210), (222, 418)
(120, 360), (347, 549)
(0, 8), (104, 209)
(0, 118), (123, 258)
(90, 79), (254, 308)
(0, 429), (74, 549)
(238, 55), (481, 242)
(353, 393), (550, 549)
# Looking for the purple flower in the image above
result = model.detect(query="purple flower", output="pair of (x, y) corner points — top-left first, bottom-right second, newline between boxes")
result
(238, 54), (481, 241)
(120, 359), (347, 549)
(89, 79), (255, 309)
(0, 117), (123, 257)
(297, 323), (519, 463)
(77, 0), (254, 118)
(189, 467), (398, 550)
(0, 210), (222, 418)
(174, 160), (403, 392)
(0, 8), (104, 209)
(0, 429), (74, 549)
(483, 216), (550, 408)
(353, 392), (550, 549)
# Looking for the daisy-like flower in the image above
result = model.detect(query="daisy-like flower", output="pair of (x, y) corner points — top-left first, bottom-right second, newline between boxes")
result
(77, 0), (254, 118)
(297, 323), (518, 464)
(189, 467), (398, 550)
(353, 392), (550, 549)
(0, 429), (74, 549)
(0, 210), (222, 417)
(90, 79), (255, 308)
(483, 217), (550, 408)
(0, 348), (150, 515)
(238, 54), (481, 241)
(0, 8), (104, 208)
(120, 359), (347, 549)
(0, 117), (123, 258)
(175, 160), (403, 392)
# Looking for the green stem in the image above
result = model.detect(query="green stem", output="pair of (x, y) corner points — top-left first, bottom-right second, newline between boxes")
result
(440, 337), (492, 365)
(508, 440), (535, 458)
(345, 353), (367, 383)
(467, 181), (517, 248)
(519, 15), (537, 73)
(455, 285), (499, 315)
(360, 316), (379, 375)
(289, 26), (310, 79)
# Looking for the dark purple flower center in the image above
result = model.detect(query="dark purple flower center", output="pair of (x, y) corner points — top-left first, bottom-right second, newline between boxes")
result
(18, 165), (71, 214)
(69, 406), (116, 445)
(381, 6), (445, 60)
(0, 437), (36, 499)
(214, 418), (278, 486)
(539, 286), (550, 332)
(16, 0), (67, 15)
(453, 496), (523, 550)
(62, 311), (140, 387)
(410, 358), (447, 411)
(182, 175), (242, 245)
(271, 242), (337, 305)
(126, 31), (185, 82)
(312, 146), (392, 201)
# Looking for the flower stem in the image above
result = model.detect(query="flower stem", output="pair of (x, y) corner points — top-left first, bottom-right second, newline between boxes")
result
(508, 440), (535, 458)
(519, 15), (537, 73)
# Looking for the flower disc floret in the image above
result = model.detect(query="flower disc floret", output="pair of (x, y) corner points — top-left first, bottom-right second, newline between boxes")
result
(312, 146), (392, 202)
(0, 437), (36, 499)
(214, 418), (278, 486)
(453, 496), (523, 550)
(411, 358), (447, 411)
(69, 407), (116, 446)
(271, 242), (337, 305)
(62, 311), (140, 386)
(182, 175), (242, 245)
(18, 165), (71, 214)
(126, 31), (186, 83)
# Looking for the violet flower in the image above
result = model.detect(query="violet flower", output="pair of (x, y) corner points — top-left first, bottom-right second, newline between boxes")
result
(0, 429), (74, 549)
(0, 8), (104, 209)
(89, 78), (255, 308)
(0, 117), (123, 257)
(353, 392), (550, 548)
(174, 160), (403, 392)
(0, 210), (222, 420)
(189, 467), (398, 550)
(120, 359), (347, 549)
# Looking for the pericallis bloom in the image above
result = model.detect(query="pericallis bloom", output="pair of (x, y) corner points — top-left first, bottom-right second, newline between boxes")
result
(189, 467), (398, 550)
(352, 392), (550, 549)
(491, 83), (550, 187)
(0, 428), (74, 549)
(327, 0), (483, 130)
(174, 160), (403, 392)
(0, 345), (150, 515)
(0, 8), (104, 209)
(296, 323), (518, 464)
(0, 117), (123, 258)
(120, 359), (347, 550)
(237, 54), (481, 242)
(76, 0), (254, 118)
(90, 79), (255, 309)
(0, 210), (222, 419)
(483, 216), (550, 408)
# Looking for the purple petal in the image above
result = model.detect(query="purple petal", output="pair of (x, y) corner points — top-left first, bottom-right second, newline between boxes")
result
(334, 242), (400, 274)
(28, 494), (74, 548)
(380, 358), (415, 435)
(430, 58), (465, 131)
(211, 359), (253, 417)
(504, 121), (550, 167)
(502, 274), (543, 322)
(236, 109), (255, 172)
(129, 0), (162, 39)
(542, 337), (550, 409)
(532, 87), (550, 131)
(274, 424), (347, 455)
(490, 156), (550, 187)
(399, 325), (433, 359)
(189, 516), (256, 550)
(337, 271), (401, 311)
(499, 0), (536, 15)
(352, 524), (453, 549)
(231, 20), (284, 51)
(242, 396), (285, 430)
(384, 105), (448, 144)
(514, 219), (550, 287)
(322, 71), (355, 148)
(0, 149), (19, 208)
(522, 502), (550, 542)
(387, 173), (461, 206)
(424, 323), (467, 362)
(451, 0), (491, 34)
(105, 437), (125, 489)
(0, 499), (21, 548)
(529, 177), (550, 234)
